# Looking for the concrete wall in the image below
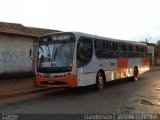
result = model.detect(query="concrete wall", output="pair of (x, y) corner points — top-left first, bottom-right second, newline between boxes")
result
(147, 45), (154, 65)
(155, 57), (160, 65)
(0, 35), (34, 78)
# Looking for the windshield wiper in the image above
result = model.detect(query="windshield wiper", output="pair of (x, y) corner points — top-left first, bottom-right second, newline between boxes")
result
(44, 43), (51, 61)
(52, 48), (57, 61)
(51, 47), (57, 67)
(39, 46), (44, 52)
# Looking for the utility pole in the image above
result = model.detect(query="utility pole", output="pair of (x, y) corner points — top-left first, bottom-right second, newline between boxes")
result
(146, 38), (148, 44)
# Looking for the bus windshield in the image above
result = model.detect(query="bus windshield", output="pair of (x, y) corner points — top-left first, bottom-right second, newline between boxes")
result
(37, 34), (75, 73)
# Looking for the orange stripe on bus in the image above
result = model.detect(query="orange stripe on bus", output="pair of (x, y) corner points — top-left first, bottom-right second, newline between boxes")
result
(141, 58), (149, 65)
(117, 58), (128, 68)
(67, 74), (78, 87)
(36, 74), (77, 88)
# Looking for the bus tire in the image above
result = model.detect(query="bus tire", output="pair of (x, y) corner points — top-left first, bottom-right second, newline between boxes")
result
(132, 67), (139, 81)
(96, 71), (106, 90)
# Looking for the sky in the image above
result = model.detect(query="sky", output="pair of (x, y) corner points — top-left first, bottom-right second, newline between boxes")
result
(0, 0), (160, 43)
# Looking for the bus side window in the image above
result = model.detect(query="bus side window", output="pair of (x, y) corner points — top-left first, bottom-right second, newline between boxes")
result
(77, 37), (93, 68)
(145, 46), (148, 57)
(117, 43), (122, 58)
(129, 45), (133, 58)
(109, 42), (116, 58)
(95, 39), (106, 58)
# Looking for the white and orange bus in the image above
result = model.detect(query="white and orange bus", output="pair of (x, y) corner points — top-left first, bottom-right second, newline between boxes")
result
(31, 32), (149, 90)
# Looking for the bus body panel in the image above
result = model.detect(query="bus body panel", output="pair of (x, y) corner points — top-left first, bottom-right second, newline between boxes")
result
(34, 32), (150, 88)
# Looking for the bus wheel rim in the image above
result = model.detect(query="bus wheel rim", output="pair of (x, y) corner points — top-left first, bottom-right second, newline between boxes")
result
(98, 73), (104, 89)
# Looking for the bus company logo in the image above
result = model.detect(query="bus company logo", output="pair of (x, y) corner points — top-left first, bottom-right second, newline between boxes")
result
(2, 114), (18, 120)
(110, 62), (115, 67)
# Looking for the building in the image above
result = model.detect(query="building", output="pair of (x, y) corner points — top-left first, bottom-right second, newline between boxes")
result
(146, 42), (156, 65)
(0, 22), (60, 79)
(149, 36), (160, 65)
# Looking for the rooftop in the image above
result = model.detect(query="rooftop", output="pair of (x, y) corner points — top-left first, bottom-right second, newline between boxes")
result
(0, 21), (60, 37)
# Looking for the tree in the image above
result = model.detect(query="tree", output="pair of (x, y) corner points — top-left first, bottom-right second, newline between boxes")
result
(157, 40), (160, 45)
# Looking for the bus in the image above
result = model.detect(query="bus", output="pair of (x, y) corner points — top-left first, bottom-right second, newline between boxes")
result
(30, 32), (150, 90)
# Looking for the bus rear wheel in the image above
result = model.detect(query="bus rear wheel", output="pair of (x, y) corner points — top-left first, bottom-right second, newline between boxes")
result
(96, 72), (106, 90)
(132, 67), (139, 81)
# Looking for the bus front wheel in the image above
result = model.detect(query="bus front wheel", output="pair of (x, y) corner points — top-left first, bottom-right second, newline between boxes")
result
(96, 72), (106, 90)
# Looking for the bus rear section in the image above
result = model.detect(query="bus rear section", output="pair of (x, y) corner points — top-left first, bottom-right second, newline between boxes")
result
(76, 37), (150, 90)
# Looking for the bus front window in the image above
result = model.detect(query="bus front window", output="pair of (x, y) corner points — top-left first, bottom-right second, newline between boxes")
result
(37, 34), (75, 73)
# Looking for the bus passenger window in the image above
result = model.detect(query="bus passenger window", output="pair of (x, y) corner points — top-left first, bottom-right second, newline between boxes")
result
(77, 37), (93, 67)
(95, 40), (106, 58)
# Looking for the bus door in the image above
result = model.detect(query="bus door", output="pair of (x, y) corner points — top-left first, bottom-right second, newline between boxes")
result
(77, 37), (95, 86)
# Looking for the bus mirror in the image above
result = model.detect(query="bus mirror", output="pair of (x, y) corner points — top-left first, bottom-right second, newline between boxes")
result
(29, 43), (38, 62)
(29, 48), (35, 62)
(29, 48), (32, 57)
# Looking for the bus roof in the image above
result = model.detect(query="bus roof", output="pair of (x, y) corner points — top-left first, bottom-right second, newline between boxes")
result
(41, 32), (147, 46)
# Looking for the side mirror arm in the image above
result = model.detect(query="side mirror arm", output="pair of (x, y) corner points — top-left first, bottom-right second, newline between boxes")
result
(29, 43), (38, 62)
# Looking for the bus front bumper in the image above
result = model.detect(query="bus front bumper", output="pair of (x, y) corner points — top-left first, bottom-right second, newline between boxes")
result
(35, 74), (78, 88)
